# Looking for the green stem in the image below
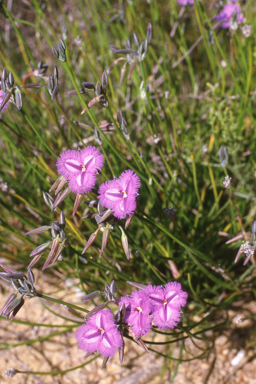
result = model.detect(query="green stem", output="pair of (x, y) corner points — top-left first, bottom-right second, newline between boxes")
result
(36, 292), (88, 313)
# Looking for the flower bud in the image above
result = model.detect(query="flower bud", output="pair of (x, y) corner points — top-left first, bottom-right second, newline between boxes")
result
(119, 226), (129, 260)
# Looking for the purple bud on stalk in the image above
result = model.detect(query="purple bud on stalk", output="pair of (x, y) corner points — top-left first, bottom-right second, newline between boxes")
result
(119, 226), (129, 259)
(82, 228), (100, 254)
(81, 291), (101, 302)
(55, 176), (69, 195)
(51, 187), (72, 211)
(30, 242), (52, 257)
(99, 224), (110, 258)
(26, 226), (51, 236)
(42, 236), (60, 270)
(73, 193), (84, 216)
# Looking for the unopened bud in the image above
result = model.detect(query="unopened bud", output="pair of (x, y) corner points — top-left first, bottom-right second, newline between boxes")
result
(30, 242), (52, 257)
(119, 226), (129, 259)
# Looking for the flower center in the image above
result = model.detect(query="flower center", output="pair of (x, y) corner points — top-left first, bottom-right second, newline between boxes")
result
(80, 165), (86, 172)
(163, 299), (167, 306)
(98, 327), (105, 335)
(120, 190), (127, 198)
(135, 306), (143, 312)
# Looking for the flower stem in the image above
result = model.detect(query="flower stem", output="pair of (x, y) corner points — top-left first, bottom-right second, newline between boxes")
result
(36, 292), (88, 313)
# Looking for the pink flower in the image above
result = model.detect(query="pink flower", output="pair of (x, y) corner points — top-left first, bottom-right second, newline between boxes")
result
(119, 290), (152, 338)
(216, 4), (244, 29)
(177, 0), (194, 5)
(98, 170), (140, 220)
(56, 146), (104, 194)
(0, 90), (9, 111)
(144, 282), (188, 330)
(75, 309), (123, 357)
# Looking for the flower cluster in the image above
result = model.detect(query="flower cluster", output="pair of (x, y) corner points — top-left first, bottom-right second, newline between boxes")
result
(51, 146), (140, 217)
(47, 146), (141, 259)
(177, 0), (194, 5)
(76, 281), (188, 366)
(216, 2), (244, 29)
(119, 282), (188, 337)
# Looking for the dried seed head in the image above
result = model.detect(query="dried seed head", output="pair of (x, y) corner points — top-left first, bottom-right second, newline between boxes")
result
(5, 368), (19, 378)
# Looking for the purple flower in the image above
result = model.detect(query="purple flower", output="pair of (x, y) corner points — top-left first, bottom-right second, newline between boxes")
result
(144, 282), (188, 330)
(0, 90), (9, 111)
(98, 170), (140, 220)
(56, 146), (104, 194)
(216, 4), (244, 29)
(119, 290), (152, 338)
(75, 309), (123, 357)
(177, 0), (194, 5)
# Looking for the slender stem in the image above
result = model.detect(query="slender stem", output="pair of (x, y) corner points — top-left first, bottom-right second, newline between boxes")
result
(20, 109), (57, 157)
(36, 292), (88, 313)
(9, 357), (98, 376)
(55, 96), (84, 144)
(226, 190), (246, 237)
